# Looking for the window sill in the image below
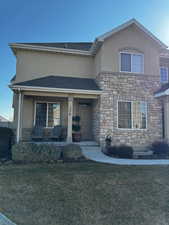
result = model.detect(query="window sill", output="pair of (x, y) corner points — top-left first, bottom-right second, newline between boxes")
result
(117, 128), (147, 131)
(119, 71), (144, 75)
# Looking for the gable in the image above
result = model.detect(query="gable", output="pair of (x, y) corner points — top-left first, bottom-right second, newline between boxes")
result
(97, 19), (167, 49)
(100, 24), (160, 75)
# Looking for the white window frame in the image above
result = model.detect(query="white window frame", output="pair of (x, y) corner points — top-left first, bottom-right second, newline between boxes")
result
(117, 100), (147, 130)
(119, 52), (144, 74)
(160, 66), (168, 83)
(33, 101), (61, 128)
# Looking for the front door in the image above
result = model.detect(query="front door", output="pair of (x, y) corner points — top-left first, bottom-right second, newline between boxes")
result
(79, 103), (92, 141)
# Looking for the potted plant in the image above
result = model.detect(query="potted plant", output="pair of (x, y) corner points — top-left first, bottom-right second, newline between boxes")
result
(72, 116), (81, 142)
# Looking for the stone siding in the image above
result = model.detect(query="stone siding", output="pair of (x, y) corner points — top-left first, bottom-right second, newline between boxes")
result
(92, 99), (100, 142)
(95, 72), (163, 148)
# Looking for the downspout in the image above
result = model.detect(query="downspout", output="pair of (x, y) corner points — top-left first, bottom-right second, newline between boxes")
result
(16, 88), (21, 143)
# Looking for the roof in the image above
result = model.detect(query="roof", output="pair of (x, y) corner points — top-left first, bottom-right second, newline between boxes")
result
(154, 83), (169, 97)
(18, 42), (93, 51)
(96, 18), (168, 49)
(13, 75), (101, 91)
(9, 19), (168, 56)
(10, 75), (16, 82)
(0, 116), (8, 122)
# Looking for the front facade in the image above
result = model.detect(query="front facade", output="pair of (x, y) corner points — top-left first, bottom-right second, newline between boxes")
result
(9, 19), (169, 148)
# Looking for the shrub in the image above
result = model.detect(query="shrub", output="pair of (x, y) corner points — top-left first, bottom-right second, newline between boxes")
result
(106, 146), (117, 156)
(116, 145), (133, 158)
(106, 145), (133, 159)
(0, 127), (14, 159)
(62, 144), (84, 161)
(0, 127), (13, 136)
(12, 143), (61, 162)
(151, 141), (169, 155)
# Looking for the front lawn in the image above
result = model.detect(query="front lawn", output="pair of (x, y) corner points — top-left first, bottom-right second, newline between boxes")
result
(0, 162), (169, 225)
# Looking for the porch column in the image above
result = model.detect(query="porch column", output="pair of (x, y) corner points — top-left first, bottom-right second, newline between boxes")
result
(16, 91), (23, 143)
(164, 101), (169, 140)
(67, 96), (73, 143)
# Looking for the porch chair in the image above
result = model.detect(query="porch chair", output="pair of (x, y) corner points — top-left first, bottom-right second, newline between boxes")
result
(51, 125), (62, 141)
(31, 126), (44, 141)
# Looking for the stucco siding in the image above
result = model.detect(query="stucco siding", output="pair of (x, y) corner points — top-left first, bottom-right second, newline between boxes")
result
(22, 96), (34, 129)
(101, 24), (160, 76)
(15, 50), (94, 83)
(94, 48), (102, 75)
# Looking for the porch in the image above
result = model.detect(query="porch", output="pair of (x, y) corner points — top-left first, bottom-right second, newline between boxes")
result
(16, 90), (100, 143)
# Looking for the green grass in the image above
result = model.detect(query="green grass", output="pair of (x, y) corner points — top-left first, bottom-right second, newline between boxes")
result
(0, 162), (169, 225)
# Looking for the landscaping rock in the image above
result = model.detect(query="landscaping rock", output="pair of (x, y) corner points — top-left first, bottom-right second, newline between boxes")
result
(62, 144), (85, 161)
(12, 143), (61, 163)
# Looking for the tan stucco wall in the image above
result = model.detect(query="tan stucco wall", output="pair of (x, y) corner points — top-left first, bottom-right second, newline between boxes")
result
(99, 24), (161, 75)
(22, 96), (34, 128)
(21, 95), (70, 129)
(94, 48), (102, 76)
(15, 49), (94, 83)
(13, 24), (162, 84)
(20, 95), (87, 129)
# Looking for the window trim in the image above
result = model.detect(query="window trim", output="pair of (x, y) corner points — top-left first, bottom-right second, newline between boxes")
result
(119, 51), (144, 74)
(33, 101), (61, 128)
(160, 66), (168, 83)
(117, 100), (147, 130)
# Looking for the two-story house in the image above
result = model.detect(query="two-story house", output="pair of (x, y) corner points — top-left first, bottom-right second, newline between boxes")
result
(9, 19), (169, 149)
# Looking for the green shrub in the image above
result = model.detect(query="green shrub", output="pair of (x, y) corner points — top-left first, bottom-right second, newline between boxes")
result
(151, 141), (169, 155)
(117, 145), (133, 158)
(62, 144), (84, 160)
(106, 145), (133, 159)
(0, 127), (13, 137)
(12, 143), (61, 162)
(106, 146), (117, 156)
(0, 127), (13, 159)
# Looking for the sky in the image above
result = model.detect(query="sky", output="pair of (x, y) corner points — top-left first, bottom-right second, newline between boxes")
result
(1, 0), (169, 120)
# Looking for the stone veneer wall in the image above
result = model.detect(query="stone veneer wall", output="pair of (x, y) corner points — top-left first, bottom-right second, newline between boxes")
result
(92, 99), (100, 142)
(95, 72), (163, 148)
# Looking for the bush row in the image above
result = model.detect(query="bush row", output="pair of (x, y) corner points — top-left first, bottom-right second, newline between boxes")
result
(105, 140), (169, 159)
(0, 127), (14, 160)
(12, 143), (84, 163)
(106, 145), (133, 159)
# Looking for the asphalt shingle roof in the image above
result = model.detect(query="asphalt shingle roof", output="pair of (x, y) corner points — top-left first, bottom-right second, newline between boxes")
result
(19, 42), (93, 51)
(14, 75), (101, 91)
(155, 83), (169, 95)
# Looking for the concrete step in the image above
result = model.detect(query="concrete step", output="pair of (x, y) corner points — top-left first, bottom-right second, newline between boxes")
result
(77, 141), (99, 147)
(134, 151), (153, 156)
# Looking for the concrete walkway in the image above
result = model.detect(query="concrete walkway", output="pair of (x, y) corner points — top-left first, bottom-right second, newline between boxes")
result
(0, 213), (16, 225)
(81, 146), (169, 165)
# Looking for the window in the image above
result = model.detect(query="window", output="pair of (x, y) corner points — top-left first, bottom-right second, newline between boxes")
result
(118, 102), (132, 128)
(160, 67), (168, 83)
(35, 102), (60, 127)
(118, 101), (147, 129)
(120, 52), (144, 73)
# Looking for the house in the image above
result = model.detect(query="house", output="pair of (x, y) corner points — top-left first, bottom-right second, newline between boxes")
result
(9, 19), (169, 149)
(0, 115), (11, 128)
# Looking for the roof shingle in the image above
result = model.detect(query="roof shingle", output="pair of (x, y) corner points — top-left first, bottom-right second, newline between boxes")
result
(14, 75), (101, 91)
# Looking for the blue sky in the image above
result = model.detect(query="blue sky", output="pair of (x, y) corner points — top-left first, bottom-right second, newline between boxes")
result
(1, 0), (169, 120)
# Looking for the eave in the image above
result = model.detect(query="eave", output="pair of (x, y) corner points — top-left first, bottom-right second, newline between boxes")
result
(9, 84), (102, 96)
(9, 43), (93, 56)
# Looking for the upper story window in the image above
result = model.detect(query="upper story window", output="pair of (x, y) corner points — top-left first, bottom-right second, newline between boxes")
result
(160, 66), (168, 83)
(120, 52), (144, 73)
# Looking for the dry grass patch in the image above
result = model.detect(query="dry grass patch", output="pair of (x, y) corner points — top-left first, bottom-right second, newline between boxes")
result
(0, 163), (169, 225)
